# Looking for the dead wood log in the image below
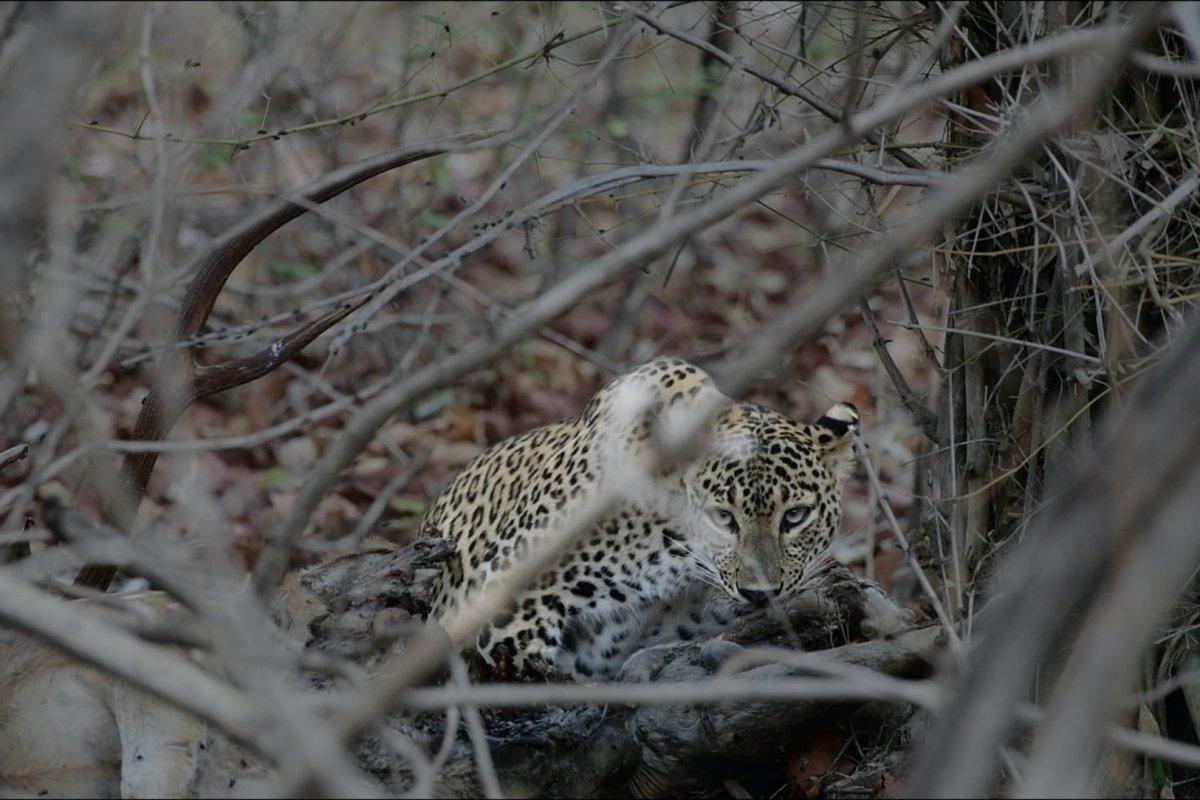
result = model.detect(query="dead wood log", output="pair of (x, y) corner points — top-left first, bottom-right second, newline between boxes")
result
(456, 625), (941, 799)
(287, 544), (938, 798)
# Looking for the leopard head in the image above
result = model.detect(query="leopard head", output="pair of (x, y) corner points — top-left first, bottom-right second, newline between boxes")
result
(681, 401), (859, 605)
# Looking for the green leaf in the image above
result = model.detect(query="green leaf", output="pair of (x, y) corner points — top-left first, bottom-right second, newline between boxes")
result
(271, 261), (319, 280)
(389, 497), (427, 517)
(430, 161), (455, 194)
(258, 467), (296, 491)
(606, 118), (630, 138)
(420, 14), (448, 26)
(570, 125), (598, 142)
(194, 144), (231, 174)
(1151, 757), (1170, 790)
(420, 209), (452, 228)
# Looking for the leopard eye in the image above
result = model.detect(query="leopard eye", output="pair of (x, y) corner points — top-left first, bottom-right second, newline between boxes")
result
(708, 508), (737, 531)
(781, 505), (813, 531)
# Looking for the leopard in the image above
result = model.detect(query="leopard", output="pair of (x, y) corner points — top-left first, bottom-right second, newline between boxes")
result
(421, 357), (859, 680)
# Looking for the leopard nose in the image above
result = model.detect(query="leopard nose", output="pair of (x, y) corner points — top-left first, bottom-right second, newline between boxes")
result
(737, 586), (776, 606)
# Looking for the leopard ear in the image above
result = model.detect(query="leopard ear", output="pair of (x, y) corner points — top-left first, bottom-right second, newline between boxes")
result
(810, 402), (859, 457)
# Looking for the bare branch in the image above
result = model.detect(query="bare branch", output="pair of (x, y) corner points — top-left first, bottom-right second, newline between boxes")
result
(74, 130), (497, 591)
(257, 20), (1123, 603)
(629, 6), (930, 170)
(0, 445), (28, 474)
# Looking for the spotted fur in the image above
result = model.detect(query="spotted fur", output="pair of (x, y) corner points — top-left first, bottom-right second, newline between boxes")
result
(422, 358), (858, 679)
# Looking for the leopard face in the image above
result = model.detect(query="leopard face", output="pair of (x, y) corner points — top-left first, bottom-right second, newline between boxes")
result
(680, 401), (859, 605)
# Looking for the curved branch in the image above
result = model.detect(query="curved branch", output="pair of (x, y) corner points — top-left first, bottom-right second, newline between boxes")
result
(74, 131), (497, 592)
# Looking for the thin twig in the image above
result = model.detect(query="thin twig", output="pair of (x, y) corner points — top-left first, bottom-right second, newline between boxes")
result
(0, 444), (28, 473)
